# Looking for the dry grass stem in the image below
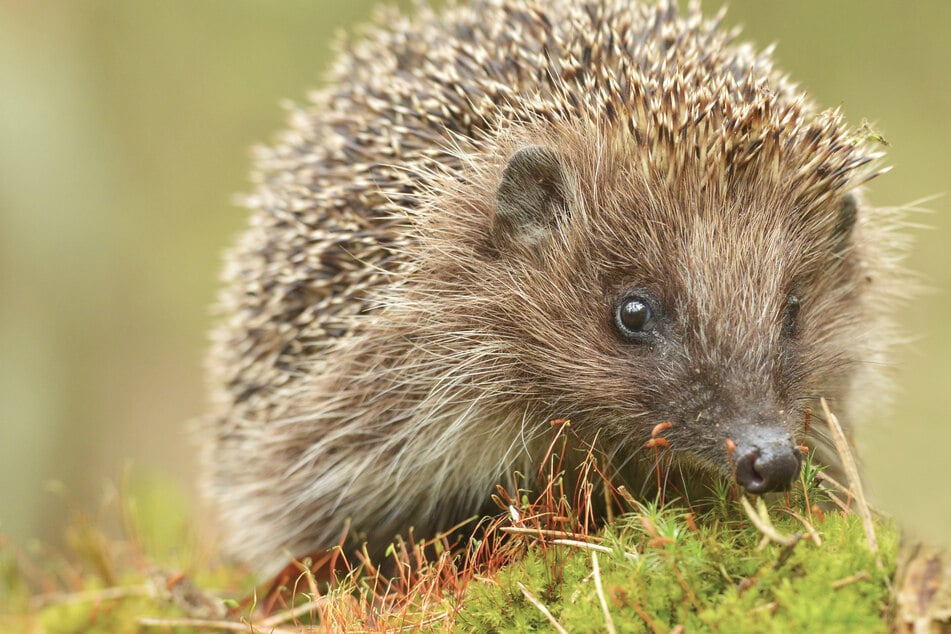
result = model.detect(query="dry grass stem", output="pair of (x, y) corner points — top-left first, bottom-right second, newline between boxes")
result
(551, 538), (639, 561)
(33, 585), (154, 609)
(258, 597), (331, 629)
(831, 570), (872, 590)
(821, 398), (878, 553)
(740, 496), (799, 547)
(778, 508), (822, 546)
(592, 551), (617, 634)
(517, 581), (568, 634)
(138, 616), (295, 633)
(498, 526), (595, 541)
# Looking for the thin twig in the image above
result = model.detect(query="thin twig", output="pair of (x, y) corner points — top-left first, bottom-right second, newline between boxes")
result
(551, 538), (639, 561)
(138, 616), (295, 633)
(825, 490), (853, 514)
(814, 470), (852, 498)
(393, 612), (450, 631)
(517, 582), (568, 634)
(821, 398), (877, 553)
(778, 508), (822, 546)
(259, 597), (330, 628)
(740, 496), (799, 547)
(500, 526), (598, 541)
(551, 538), (614, 553)
(33, 585), (153, 609)
(592, 552), (617, 634)
(816, 471), (886, 517)
(831, 570), (871, 589)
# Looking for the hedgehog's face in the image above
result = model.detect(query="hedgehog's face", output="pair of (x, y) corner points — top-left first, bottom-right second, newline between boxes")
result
(486, 144), (869, 494)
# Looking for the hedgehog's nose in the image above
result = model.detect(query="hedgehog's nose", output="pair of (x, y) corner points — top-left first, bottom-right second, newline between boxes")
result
(734, 442), (802, 494)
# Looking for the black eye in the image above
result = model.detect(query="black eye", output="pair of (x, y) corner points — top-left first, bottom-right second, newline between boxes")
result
(615, 295), (654, 339)
(783, 294), (801, 337)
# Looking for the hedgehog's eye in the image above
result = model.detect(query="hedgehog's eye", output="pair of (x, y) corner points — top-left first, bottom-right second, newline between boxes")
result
(615, 295), (654, 340)
(783, 294), (801, 337)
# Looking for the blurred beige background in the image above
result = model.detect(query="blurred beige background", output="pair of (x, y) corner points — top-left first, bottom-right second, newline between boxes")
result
(1, 1), (948, 550)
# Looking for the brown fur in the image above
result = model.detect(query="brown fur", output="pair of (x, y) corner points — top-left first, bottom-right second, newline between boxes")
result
(200, 0), (909, 572)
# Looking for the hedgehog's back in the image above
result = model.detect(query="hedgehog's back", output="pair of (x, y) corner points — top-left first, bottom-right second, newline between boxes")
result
(206, 0), (793, 422)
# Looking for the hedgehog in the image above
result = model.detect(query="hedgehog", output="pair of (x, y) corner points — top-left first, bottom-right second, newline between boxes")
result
(200, 0), (908, 573)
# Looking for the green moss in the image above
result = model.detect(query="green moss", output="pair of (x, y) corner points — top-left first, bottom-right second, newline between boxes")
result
(2, 467), (901, 632)
(457, 505), (899, 633)
(37, 592), (180, 634)
(0, 475), (248, 633)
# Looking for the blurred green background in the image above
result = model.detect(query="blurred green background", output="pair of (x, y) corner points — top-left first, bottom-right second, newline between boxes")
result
(1, 1), (948, 552)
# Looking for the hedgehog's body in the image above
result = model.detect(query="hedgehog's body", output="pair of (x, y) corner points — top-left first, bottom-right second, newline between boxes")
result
(202, 0), (906, 572)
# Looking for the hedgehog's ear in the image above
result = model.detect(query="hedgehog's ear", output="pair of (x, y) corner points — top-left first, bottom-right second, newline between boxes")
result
(493, 145), (570, 252)
(831, 193), (858, 253)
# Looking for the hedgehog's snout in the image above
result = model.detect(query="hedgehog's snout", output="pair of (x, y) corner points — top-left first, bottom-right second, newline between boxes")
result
(733, 436), (802, 494)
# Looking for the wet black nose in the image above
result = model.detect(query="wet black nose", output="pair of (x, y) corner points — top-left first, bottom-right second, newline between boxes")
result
(735, 443), (802, 494)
